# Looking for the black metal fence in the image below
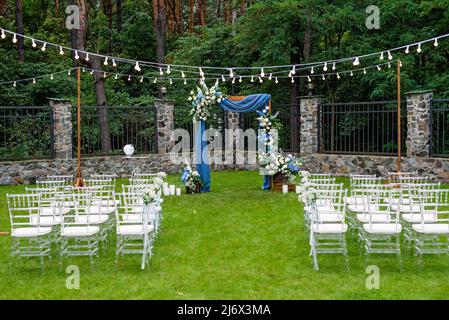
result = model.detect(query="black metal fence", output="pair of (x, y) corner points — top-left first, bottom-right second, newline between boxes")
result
(240, 104), (300, 152)
(73, 105), (157, 156)
(0, 106), (53, 160)
(318, 101), (407, 155)
(430, 99), (449, 157)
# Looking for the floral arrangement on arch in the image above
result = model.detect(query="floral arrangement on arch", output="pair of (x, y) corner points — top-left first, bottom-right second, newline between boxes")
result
(256, 105), (279, 148)
(180, 161), (204, 194)
(188, 83), (226, 121)
(258, 153), (303, 183)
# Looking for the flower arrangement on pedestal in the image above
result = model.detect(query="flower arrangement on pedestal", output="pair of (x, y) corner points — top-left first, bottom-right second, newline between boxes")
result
(188, 83), (226, 121)
(180, 161), (204, 194)
(256, 105), (278, 147)
(258, 153), (303, 183)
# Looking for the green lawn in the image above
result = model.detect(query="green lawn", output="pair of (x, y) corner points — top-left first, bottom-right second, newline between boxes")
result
(1, 170), (449, 299)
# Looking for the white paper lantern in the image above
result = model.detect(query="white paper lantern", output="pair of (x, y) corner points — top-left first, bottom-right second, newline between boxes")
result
(123, 144), (134, 157)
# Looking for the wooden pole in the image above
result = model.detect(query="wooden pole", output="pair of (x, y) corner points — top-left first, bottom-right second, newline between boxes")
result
(397, 60), (402, 173)
(75, 67), (84, 187)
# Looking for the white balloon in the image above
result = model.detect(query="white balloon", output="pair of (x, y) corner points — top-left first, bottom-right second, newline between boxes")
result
(123, 144), (135, 156)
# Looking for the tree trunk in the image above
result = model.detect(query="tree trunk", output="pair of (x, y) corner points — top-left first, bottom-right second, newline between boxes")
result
(0, 0), (7, 16)
(71, 0), (111, 152)
(188, 0), (194, 32)
(153, 0), (166, 64)
(55, 0), (59, 16)
(106, 0), (113, 54)
(240, 0), (246, 15)
(15, 0), (24, 62)
(175, 0), (182, 34)
(117, 0), (123, 33)
(215, 0), (221, 20)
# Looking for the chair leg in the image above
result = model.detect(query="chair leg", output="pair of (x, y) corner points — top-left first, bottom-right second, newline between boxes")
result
(341, 234), (350, 272)
(141, 235), (148, 270)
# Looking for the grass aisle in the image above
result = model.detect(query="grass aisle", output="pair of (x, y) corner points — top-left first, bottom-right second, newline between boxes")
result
(0, 170), (449, 299)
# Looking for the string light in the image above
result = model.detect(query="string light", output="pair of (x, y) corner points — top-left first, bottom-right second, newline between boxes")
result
(159, 68), (164, 76)
(260, 68), (265, 78)
(323, 62), (328, 71)
(388, 62), (391, 68)
(104, 57), (109, 65)
(68, 70), (71, 76)
(181, 71), (185, 78)
(1, 29), (5, 39)
(134, 61), (141, 72)
(250, 76), (254, 83)
(41, 42), (47, 51)
(321, 74), (325, 80)
(90, 70), (95, 75)
(291, 77), (295, 83)
(353, 57), (360, 66)
(239, 76), (242, 83)
(32, 78), (36, 84)
(232, 77), (236, 84)
(221, 75), (225, 82)
(50, 74), (54, 80)
(259, 77), (263, 83)
(184, 78), (187, 85)
(434, 38), (439, 47)
(32, 39), (37, 48)
(268, 73), (273, 81)
(128, 75), (131, 81)
(387, 51), (393, 60)
(140, 77), (144, 83)
(405, 46), (410, 54)
(13, 81), (16, 87)
(310, 66), (314, 74)
(332, 63), (336, 71)
(114, 74), (118, 80)
(377, 65), (381, 71)
(74, 50), (79, 60)
(59, 46), (64, 55)
(380, 52), (384, 60)
(199, 68), (204, 78)
(229, 68), (234, 78)
(166, 65), (171, 74)
(307, 76), (312, 83)
(336, 73), (340, 80)
(169, 79), (173, 85)
(275, 77), (279, 84)
(350, 71), (354, 77)
(363, 68), (367, 75)
(85, 53), (89, 61)
(103, 72), (107, 77)
(417, 43), (422, 53)
(400, 60), (403, 67)
(153, 78), (157, 84)
(112, 59), (117, 67)
(12, 33), (17, 43)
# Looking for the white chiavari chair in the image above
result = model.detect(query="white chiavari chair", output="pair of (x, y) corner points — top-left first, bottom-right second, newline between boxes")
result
(47, 175), (73, 185)
(309, 188), (349, 271)
(7, 193), (52, 270)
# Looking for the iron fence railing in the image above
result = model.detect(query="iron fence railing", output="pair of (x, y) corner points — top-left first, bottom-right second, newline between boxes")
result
(0, 106), (53, 161)
(318, 101), (407, 155)
(73, 105), (157, 156)
(430, 99), (449, 157)
(240, 104), (300, 152)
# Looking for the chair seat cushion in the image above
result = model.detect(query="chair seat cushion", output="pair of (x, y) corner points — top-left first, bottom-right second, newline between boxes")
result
(30, 215), (62, 226)
(402, 213), (437, 223)
(345, 196), (366, 205)
(412, 224), (449, 234)
(85, 206), (116, 214)
(75, 215), (109, 224)
(356, 213), (391, 223)
(91, 200), (120, 206)
(348, 204), (378, 213)
(363, 223), (402, 234)
(317, 213), (345, 222)
(117, 224), (154, 236)
(61, 226), (100, 237)
(311, 223), (348, 234)
(391, 204), (420, 213)
(11, 227), (52, 238)
(40, 207), (70, 216)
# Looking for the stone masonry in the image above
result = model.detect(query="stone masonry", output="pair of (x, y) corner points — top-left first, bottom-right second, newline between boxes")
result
(155, 98), (175, 154)
(300, 96), (321, 154)
(406, 90), (433, 158)
(50, 98), (72, 160)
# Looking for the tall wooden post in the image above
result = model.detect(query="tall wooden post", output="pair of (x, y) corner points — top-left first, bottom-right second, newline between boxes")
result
(397, 60), (402, 173)
(74, 67), (84, 187)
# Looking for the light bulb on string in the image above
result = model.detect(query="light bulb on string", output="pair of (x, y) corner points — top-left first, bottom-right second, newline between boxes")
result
(68, 70), (71, 76)
(350, 71), (354, 77)
(184, 79), (187, 85)
(321, 74), (325, 81)
(275, 77), (279, 84)
(41, 42), (46, 51)
(181, 71), (185, 78)
(199, 68), (204, 78)
(32, 78), (36, 84)
(405, 46), (410, 54)
(353, 57), (360, 66)
(74, 50), (80, 60)
(269, 73), (272, 81)
(1, 29), (5, 39)
(291, 65), (296, 75)
(166, 65), (171, 74)
(114, 74), (119, 80)
(103, 57), (109, 66)
(85, 53), (89, 61)
(310, 66), (314, 74)
(417, 43), (422, 53)
(323, 62), (328, 71)
(32, 39), (37, 48)
(388, 62), (391, 68)
(50, 74), (54, 80)
(250, 76), (254, 83)
(239, 76), (242, 83)
(291, 77), (295, 83)
(134, 61), (141, 72)
(377, 65), (381, 71)
(229, 68), (234, 78)
(434, 38), (439, 47)
(332, 62), (336, 71)
(159, 68), (164, 76)
(140, 77), (144, 83)
(128, 75), (131, 81)
(232, 77), (236, 84)
(112, 59), (117, 67)
(260, 68), (265, 78)
(288, 71), (292, 78)
(12, 33), (17, 43)
(400, 60), (403, 67)
(90, 70), (95, 75)
(379, 51), (384, 60)
(387, 51), (393, 60)
(337, 73), (340, 80)
(215, 79), (219, 86)
(259, 77), (263, 83)
(221, 75), (226, 82)
(153, 78), (157, 84)
(363, 68), (367, 75)
(170, 79), (173, 85)
(307, 76), (312, 83)
(59, 46), (64, 55)
(13, 81), (16, 87)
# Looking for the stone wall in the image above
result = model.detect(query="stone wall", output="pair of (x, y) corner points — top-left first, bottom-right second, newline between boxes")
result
(406, 90), (432, 157)
(300, 96), (320, 154)
(50, 98), (72, 160)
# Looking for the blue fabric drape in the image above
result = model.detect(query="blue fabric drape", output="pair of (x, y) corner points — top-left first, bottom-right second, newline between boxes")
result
(219, 94), (271, 113)
(195, 120), (211, 192)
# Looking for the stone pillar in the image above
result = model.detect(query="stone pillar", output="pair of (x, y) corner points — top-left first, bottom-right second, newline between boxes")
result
(300, 96), (321, 154)
(406, 90), (433, 158)
(49, 98), (72, 160)
(224, 111), (240, 168)
(155, 97), (175, 154)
